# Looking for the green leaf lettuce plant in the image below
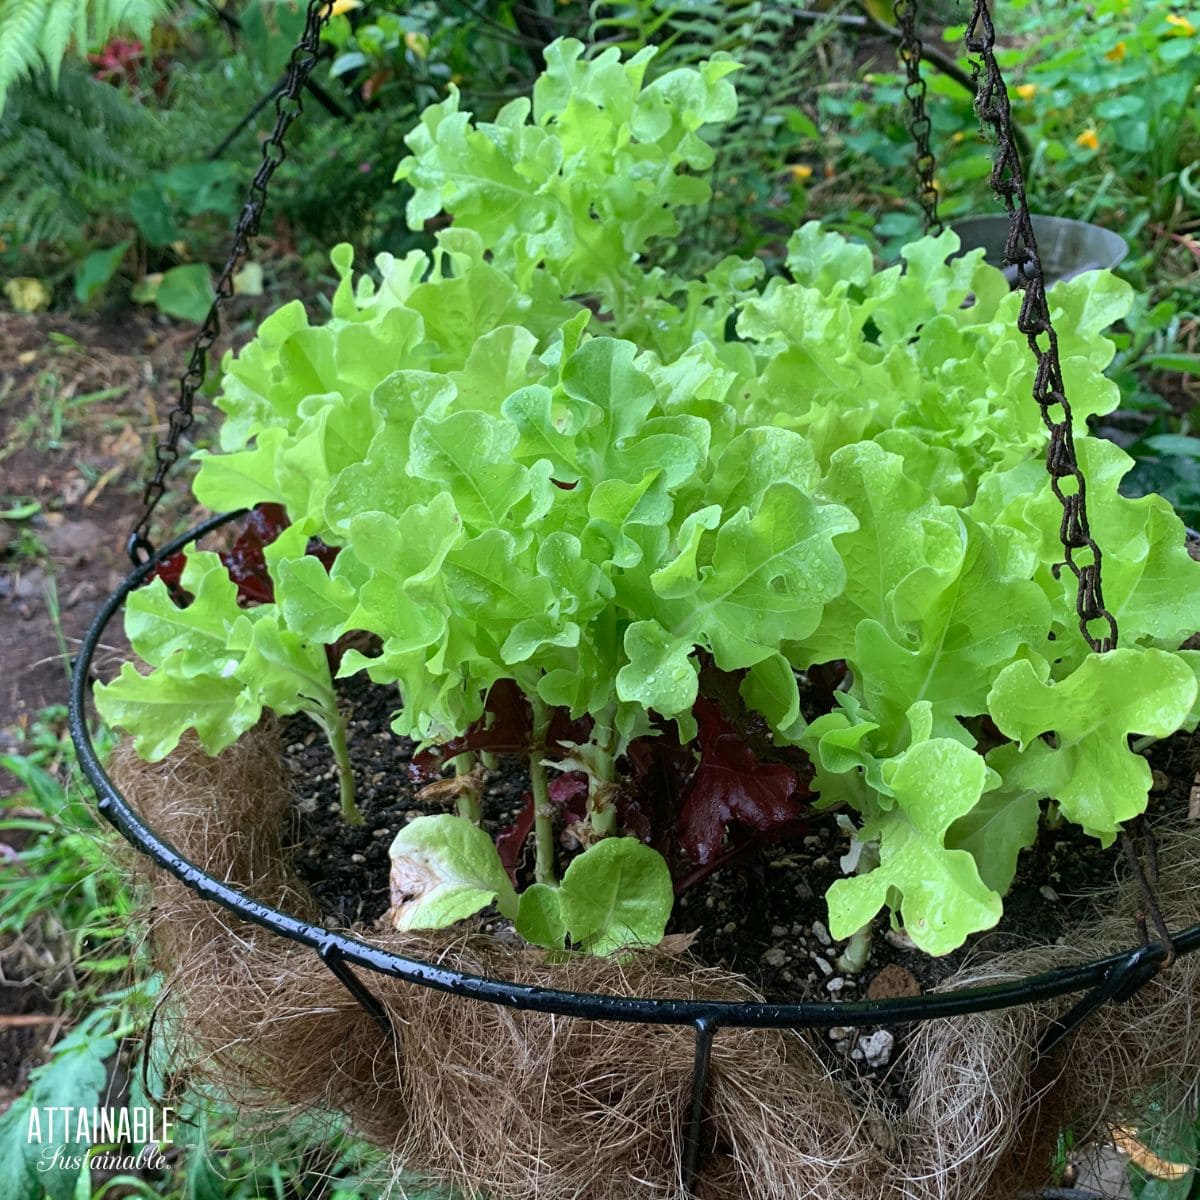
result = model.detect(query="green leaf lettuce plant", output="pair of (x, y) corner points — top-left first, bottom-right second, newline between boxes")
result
(96, 39), (1200, 961)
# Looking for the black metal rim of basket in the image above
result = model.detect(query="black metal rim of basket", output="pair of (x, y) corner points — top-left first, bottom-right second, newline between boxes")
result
(66, 1), (1199, 1193)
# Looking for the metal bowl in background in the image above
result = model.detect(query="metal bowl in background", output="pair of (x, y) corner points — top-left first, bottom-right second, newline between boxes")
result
(949, 213), (1128, 287)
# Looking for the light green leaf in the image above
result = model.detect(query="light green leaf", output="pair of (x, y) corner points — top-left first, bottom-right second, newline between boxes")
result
(988, 649), (1198, 841)
(677, 482), (855, 669)
(409, 410), (529, 530)
(192, 427), (290, 512)
(741, 652), (803, 740)
(230, 612), (335, 716)
(799, 441), (951, 663)
(387, 814), (518, 930)
(516, 883), (567, 950)
(616, 620), (698, 717)
(93, 662), (259, 761)
(276, 554), (358, 644)
(124, 550), (241, 674)
(947, 741), (1056, 893)
(558, 837), (673, 955)
(826, 738), (1003, 956)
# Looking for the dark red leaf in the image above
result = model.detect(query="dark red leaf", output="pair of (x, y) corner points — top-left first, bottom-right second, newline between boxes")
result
(621, 721), (692, 853)
(548, 771), (588, 820)
(412, 679), (535, 777)
(677, 698), (808, 867)
(496, 795), (536, 884)
(150, 552), (192, 605)
(220, 503), (290, 605)
(545, 707), (593, 758)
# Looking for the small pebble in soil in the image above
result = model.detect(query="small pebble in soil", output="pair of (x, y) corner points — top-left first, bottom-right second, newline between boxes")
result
(858, 1030), (894, 1069)
(812, 920), (832, 946)
(885, 928), (919, 952)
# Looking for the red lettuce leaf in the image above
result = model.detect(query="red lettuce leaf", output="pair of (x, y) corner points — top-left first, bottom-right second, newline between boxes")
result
(496, 770), (588, 883)
(219, 502), (290, 605)
(677, 698), (808, 867)
(411, 679), (534, 780)
(150, 551), (191, 606)
(496, 799), (535, 883)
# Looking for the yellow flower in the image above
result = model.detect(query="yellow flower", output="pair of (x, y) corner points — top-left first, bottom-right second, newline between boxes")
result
(1105, 40), (1127, 60)
(1166, 13), (1196, 35)
(789, 163), (814, 182)
(1076, 128), (1100, 150)
(318, 0), (360, 17)
(405, 30), (429, 57)
(1016, 83), (1037, 99)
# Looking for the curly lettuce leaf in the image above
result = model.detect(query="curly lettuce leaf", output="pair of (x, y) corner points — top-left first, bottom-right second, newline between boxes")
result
(988, 648), (1198, 842)
(827, 737), (1003, 956)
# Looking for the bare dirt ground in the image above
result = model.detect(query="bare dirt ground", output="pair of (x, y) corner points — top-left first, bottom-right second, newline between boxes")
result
(0, 310), (219, 789)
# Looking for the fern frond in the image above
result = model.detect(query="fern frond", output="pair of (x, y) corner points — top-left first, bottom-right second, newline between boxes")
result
(0, 60), (150, 246)
(0, 0), (47, 101)
(0, 0), (171, 113)
(39, 0), (79, 86)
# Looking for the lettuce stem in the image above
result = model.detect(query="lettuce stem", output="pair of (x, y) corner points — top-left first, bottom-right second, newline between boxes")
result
(588, 706), (618, 837)
(324, 711), (361, 825)
(529, 695), (557, 886)
(835, 924), (872, 975)
(451, 753), (482, 824)
(530, 753), (557, 886)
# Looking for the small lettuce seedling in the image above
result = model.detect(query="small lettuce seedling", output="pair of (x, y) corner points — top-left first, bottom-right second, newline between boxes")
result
(387, 814), (674, 956)
(97, 39), (1200, 959)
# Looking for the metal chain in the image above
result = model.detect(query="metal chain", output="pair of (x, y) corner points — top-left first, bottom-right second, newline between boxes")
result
(965, 0), (1117, 654)
(966, 0), (1176, 972)
(127, 0), (331, 565)
(893, 0), (943, 236)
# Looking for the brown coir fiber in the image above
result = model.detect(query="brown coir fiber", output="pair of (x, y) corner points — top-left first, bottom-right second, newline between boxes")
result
(110, 725), (1200, 1200)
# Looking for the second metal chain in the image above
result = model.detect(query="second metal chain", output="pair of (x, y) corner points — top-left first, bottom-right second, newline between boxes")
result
(127, 0), (331, 565)
(966, 0), (1175, 974)
(965, 0), (1117, 654)
(893, 0), (943, 236)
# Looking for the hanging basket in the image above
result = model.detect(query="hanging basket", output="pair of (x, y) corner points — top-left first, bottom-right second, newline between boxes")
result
(68, 2), (1200, 1197)
(71, 516), (1200, 1200)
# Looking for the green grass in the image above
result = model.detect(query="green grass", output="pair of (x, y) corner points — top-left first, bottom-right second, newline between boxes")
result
(0, 707), (419, 1199)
